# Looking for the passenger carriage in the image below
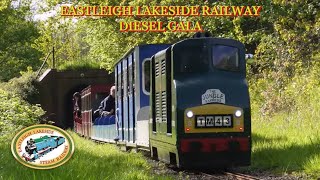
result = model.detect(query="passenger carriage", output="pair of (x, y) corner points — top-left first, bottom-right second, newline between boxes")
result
(114, 44), (170, 149)
(79, 85), (112, 138)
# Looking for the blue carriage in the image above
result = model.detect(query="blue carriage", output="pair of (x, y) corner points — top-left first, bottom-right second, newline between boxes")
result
(114, 44), (170, 148)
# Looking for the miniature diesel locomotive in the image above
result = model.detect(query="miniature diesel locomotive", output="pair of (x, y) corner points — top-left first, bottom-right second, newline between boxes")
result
(149, 38), (251, 168)
(73, 36), (251, 168)
(23, 135), (65, 161)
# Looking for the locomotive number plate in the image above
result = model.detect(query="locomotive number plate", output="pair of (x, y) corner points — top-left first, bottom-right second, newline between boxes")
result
(195, 115), (233, 128)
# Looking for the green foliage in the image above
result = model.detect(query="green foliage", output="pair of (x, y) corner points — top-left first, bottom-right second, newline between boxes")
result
(250, 81), (320, 178)
(247, 0), (319, 115)
(248, 52), (320, 177)
(34, 17), (91, 70)
(0, 0), (42, 81)
(0, 0), (10, 11)
(1, 67), (40, 104)
(0, 88), (44, 137)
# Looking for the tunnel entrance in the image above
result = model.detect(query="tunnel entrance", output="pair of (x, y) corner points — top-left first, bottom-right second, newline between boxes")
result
(37, 69), (114, 129)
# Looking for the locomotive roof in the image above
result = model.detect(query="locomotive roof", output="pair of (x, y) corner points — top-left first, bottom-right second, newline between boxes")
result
(113, 38), (244, 67)
(113, 44), (170, 66)
(171, 37), (244, 49)
(152, 37), (244, 60)
(34, 135), (49, 143)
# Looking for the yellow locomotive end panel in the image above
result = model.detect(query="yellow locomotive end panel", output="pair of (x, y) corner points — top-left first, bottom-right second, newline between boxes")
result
(184, 104), (244, 133)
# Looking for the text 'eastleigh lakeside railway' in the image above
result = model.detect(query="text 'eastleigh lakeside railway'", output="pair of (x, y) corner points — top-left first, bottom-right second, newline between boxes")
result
(60, 5), (262, 17)
(73, 33), (251, 168)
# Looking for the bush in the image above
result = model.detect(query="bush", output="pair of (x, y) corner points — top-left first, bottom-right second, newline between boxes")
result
(248, 51), (320, 116)
(1, 67), (40, 104)
(0, 89), (44, 137)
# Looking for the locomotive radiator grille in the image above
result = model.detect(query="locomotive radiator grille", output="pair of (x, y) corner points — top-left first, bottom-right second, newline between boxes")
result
(155, 92), (161, 121)
(161, 59), (166, 74)
(155, 62), (160, 77)
(161, 91), (167, 122)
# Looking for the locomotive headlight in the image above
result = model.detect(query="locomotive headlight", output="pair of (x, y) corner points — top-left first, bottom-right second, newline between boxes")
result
(235, 110), (242, 118)
(186, 111), (194, 118)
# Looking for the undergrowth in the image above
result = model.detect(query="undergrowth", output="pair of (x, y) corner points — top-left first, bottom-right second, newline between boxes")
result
(249, 61), (320, 178)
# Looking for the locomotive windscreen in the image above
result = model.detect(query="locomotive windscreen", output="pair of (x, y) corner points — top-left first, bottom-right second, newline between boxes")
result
(212, 45), (239, 71)
(174, 44), (240, 74)
(174, 45), (209, 74)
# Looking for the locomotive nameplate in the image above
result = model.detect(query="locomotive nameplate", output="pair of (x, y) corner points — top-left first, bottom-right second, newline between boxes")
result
(195, 115), (233, 128)
(11, 124), (75, 169)
(202, 89), (225, 104)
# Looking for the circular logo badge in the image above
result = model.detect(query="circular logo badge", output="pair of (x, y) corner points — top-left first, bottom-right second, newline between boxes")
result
(11, 124), (75, 169)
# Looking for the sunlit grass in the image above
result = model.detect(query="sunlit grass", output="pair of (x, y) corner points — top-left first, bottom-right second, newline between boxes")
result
(0, 131), (172, 180)
(250, 87), (320, 178)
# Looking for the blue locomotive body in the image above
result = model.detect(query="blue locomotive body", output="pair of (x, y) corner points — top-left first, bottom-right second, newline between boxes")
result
(24, 136), (65, 161)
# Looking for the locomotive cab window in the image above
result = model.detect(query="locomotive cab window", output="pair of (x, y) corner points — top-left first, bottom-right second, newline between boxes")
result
(212, 45), (239, 71)
(174, 45), (209, 74)
(142, 58), (151, 94)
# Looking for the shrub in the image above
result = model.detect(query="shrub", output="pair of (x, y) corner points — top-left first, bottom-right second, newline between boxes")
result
(0, 89), (44, 137)
(249, 52), (320, 116)
(0, 67), (40, 104)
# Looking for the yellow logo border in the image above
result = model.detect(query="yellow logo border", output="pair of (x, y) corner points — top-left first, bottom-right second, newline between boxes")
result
(11, 124), (75, 169)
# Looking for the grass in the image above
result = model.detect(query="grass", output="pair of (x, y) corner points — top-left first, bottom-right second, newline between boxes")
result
(57, 58), (101, 71)
(0, 131), (173, 180)
(249, 87), (320, 178)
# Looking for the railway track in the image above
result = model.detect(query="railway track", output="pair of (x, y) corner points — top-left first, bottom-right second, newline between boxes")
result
(201, 171), (262, 180)
(90, 137), (261, 180)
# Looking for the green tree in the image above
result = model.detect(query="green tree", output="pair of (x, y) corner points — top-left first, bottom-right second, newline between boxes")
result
(0, 0), (42, 81)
